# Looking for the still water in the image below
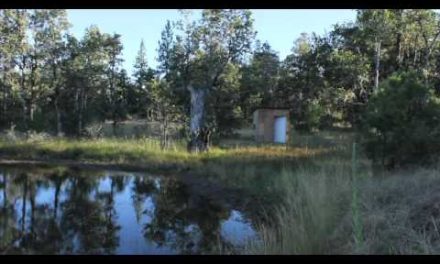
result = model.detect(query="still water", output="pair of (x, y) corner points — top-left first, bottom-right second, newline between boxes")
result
(0, 166), (257, 254)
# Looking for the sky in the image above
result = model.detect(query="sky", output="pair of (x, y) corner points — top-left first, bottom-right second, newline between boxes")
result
(66, 9), (357, 76)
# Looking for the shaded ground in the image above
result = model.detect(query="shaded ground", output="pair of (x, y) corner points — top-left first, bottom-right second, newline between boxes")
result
(0, 158), (189, 175)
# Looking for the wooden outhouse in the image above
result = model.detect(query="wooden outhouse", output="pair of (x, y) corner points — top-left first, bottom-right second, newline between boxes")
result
(252, 108), (290, 143)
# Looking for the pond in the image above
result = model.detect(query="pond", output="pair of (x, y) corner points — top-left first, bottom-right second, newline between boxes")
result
(0, 165), (258, 254)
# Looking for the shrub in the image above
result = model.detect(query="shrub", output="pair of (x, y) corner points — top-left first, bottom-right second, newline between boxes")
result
(84, 122), (104, 139)
(360, 71), (440, 168)
(4, 124), (18, 142)
(0, 124), (29, 142)
(26, 131), (52, 143)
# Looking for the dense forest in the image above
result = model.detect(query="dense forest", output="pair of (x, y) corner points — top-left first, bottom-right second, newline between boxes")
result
(1, 9), (440, 158)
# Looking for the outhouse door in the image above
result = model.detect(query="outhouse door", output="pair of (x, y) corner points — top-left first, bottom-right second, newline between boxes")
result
(274, 116), (287, 143)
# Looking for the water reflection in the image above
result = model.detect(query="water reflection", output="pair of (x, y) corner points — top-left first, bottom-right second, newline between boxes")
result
(0, 166), (256, 254)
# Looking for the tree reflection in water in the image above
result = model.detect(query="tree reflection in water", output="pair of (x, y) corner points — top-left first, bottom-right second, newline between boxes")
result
(136, 177), (236, 254)
(60, 170), (121, 254)
(0, 166), (256, 254)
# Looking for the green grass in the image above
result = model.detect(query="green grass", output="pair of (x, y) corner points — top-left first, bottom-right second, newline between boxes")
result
(0, 137), (193, 169)
(0, 130), (335, 176)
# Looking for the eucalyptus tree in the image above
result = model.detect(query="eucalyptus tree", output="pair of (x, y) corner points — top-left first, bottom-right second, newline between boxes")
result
(0, 10), (28, 128)
(59, 34), (82, 135)
(167, 10), (256, 152)
(22, 9), (58, 128)
(150, 77), (186, 149)
(102, 33), (124, 135)
(356, 10), (396, 92)
(277, 33), (331, 130)
(239, 41), (280, 122)
(203, 62), (243, 138)
(31, 9), (70, 135)
(408, 10), (440, 84)
(155, 21), (186, 148)
(74, 26), (109, 135)
(10, 10), (31, 130)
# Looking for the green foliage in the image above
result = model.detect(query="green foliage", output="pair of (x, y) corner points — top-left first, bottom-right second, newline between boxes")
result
(298, 99), (325, 131)
(159, 10), (256, 151)
(361, 71), (440, 168)
(206, 63), (244, 136)
(131, 39), (155, 117)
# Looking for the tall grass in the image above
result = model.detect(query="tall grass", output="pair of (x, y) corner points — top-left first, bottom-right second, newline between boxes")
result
(242, 132), (440, 254)
(243, 157), (354, 254)
(344, 167), (440, 254)
(242, 132), (373, 254)
(351, 141), (363, 253)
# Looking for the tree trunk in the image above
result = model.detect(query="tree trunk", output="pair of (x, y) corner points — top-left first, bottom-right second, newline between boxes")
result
(414, 46), (418, 67)
(1, 85), (6, 127)
(29, 57), (37, 126)
(396, 32), (403, 70)
(187, 86), (208, 153)
(28, 101), (35, 123)
(78, 108), (83, 136)
(53, 65), (63, 137)
(395, 10), (404, 71)
(77, 88), (84, 137)
(161, 110), (168, 150)
(55, 98), (62, 137)
(2, 67), (8, 127)
(19, 56), (28, 131)
(374, 40), (381, 93)
(424, 51), (430, 86)
(22, 103), (28, 131)
(78, 109), (82, 136)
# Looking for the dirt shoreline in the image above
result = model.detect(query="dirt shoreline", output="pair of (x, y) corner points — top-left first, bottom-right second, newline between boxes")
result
(0, 158), (190, 174)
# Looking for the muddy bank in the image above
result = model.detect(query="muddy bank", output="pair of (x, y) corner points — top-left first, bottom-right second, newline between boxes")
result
(0, 158), (190, 174)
